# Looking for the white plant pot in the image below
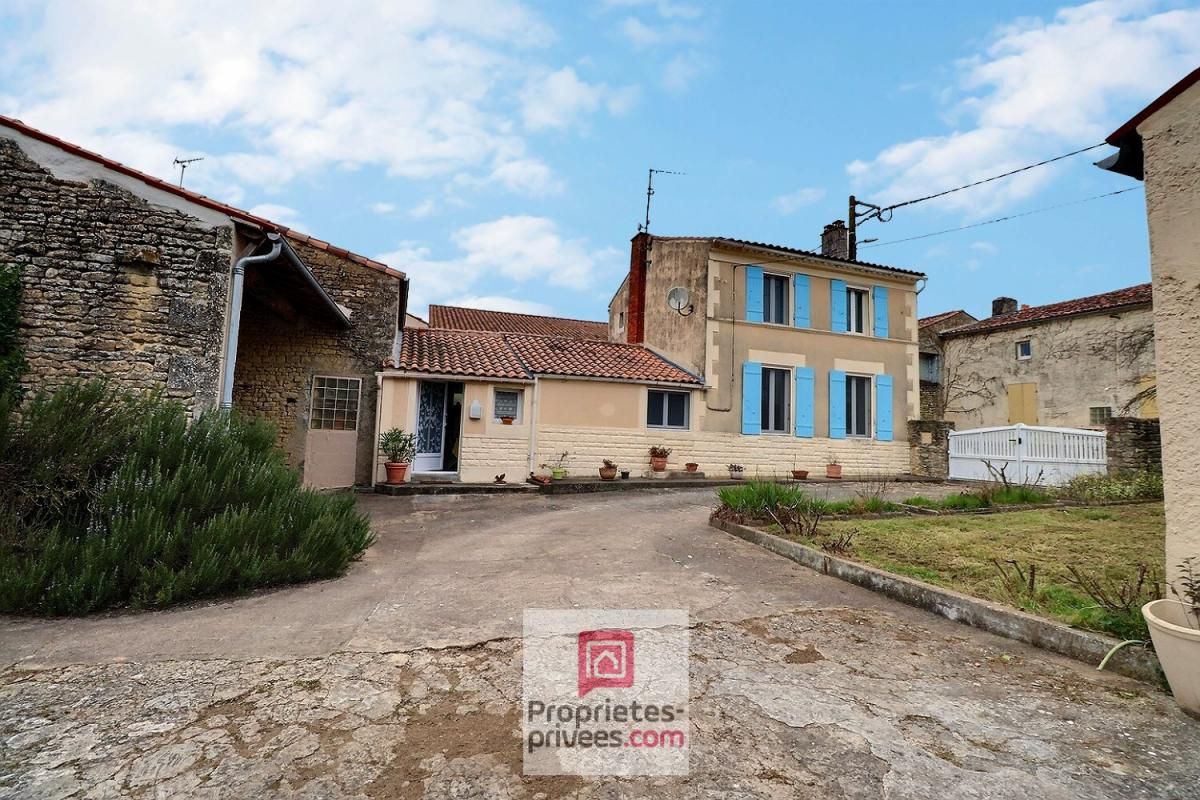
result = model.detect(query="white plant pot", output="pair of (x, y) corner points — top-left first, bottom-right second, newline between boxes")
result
(1143, 599), (1200, 719)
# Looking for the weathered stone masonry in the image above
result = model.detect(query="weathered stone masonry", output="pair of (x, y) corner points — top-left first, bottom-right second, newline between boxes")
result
(0, 139), (232, 412)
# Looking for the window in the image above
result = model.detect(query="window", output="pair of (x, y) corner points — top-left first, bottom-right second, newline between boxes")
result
(845, 375), (872, 437)
(1090, 406), (1113, 426)
(311, 376), (361, 431)
(494, 388), (523, 422)
(618, 311), (625, 330)
(760, 367), (790, 433)
(919, 352), (940, 383)
(1016, 340), (1032, 360)
(847, 287), (869, 334)
(647, 390), (689, 429)
(763, 273), (789, 324)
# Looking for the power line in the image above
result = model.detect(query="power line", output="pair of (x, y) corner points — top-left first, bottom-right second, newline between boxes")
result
(859, 187), (1139, 250)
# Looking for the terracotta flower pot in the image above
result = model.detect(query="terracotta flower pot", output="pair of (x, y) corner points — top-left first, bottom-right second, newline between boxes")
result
(826, 464), (842, 479)
(384, 462), (409, 485)
(500, 417), (515, 425)
(650, 456), (668, 472)
(685, 462), (698, 473)
(791, 469), (809, 480)
(599, 466), (618, 481)
(1143, 599), (1200, 718)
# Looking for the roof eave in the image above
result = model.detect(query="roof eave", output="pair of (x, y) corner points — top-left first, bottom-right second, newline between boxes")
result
(710, 238), (926, 281)
(941, 300), (1153, 339)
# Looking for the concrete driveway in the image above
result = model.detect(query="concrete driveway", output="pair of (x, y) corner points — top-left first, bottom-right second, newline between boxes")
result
(2, 487), (1199, 798)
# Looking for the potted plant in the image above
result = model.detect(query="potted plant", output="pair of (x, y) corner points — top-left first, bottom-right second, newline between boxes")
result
(1143, 557), (1200, 718)
(379, 428), (416, 484)
(500, 415), (515, 426)
(541, 451), (570, 480)
(791, 459), (809, 480)
(728, 463), (745, 480)
(649, 445), (672, 472)
(599, 459), (618, 481)
(826, 455), (842, 479)
(684, 462), (699, 473)
(620, 469), (631, 480)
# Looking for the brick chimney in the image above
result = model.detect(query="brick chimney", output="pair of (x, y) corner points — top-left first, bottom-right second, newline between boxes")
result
(627, 232), (650, 344)
(821, 220), (849, 260)
(992, 296), (1018, 317)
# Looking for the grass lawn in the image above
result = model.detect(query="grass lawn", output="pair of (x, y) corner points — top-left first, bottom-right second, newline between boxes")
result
(807, 503), (1166, 640)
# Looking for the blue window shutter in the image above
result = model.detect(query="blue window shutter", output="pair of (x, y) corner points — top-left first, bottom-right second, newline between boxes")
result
(741, 361), (762, 434)
(830, 279), (848, 332)
(792, 274), (811, 328)
(745, 266), (764, 322)
(829, 370), (846, 439)
(873, 286), (890, 338)
(876, 373), (894, 441)
(794, 366), (814, 437)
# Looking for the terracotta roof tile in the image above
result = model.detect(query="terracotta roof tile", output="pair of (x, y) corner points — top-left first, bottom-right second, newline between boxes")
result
(428, 305), (609, 340)
(919, 310), (969, 328)
(0, 115), (403, 281)
(397, 328), (701, 385)
(943, 283), (1153, 338)
(707, 237), (926, 278)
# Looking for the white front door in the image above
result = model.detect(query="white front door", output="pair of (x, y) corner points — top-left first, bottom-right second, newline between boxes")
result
(414, 381), (448, 472)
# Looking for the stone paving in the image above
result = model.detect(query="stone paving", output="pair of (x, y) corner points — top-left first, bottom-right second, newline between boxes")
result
(2, 487), (1199, 798)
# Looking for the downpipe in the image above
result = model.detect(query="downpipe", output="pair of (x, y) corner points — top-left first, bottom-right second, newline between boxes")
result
(221, 233), (283, 409)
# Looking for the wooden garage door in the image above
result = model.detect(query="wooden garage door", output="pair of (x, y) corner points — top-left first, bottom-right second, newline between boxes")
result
(1007, 382), (1039, 425)
(304, 376), (361, 489)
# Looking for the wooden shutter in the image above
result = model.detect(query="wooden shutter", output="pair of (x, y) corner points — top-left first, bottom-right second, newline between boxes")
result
(742, 361), (762, 434)
(829, 369), (846, 438)
(745, 266), (764, 323)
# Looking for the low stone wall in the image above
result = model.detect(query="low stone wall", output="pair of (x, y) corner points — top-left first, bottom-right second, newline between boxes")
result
(1106, 417), (1162, 474)
(907, 419), (954, 479)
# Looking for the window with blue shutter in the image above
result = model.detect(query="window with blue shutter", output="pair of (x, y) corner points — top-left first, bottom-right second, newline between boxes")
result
(793, 274), (811, 328)
(830, 279), (848, 332)
(741, 361), (762, 434)
(829, 370), (846, 438)
(876, 374), (894, 441)
(745, 266), (764, 323)
(873, 286), (889, 338)
(794, 367), (814, 437)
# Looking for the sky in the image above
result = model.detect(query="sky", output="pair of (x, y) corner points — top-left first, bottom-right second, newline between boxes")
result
(1, 0), (1198, 322)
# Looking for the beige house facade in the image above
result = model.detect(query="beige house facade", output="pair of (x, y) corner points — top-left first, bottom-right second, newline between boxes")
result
(933, 287), (1156, 430)
(1102, 67), (1200, 582)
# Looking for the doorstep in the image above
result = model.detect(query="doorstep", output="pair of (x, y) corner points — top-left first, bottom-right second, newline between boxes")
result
(375, 481), (537, 496)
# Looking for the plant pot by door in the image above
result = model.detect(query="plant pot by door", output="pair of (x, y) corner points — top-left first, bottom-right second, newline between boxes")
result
(551, 468), (568, 480)
(826, 464), (842, 479)
(599, 466), (618, 481)
(384, 462), (409, 485)
(1143, 599), (1200, 718)
(791, 470), (809, 480)
(684, 462), (698, 473)
(729, 470), (745, 480)
(620, 470), (630, 480)
(650, 457), (668, 472)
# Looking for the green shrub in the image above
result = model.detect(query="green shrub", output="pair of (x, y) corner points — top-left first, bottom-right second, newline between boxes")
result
(0, 382), (373, 615)
(937, 493), (989, 511)
(0, 264), (26, 405)
(717, 481), (810, 515)
(990, 486), (1053, 505)
(1062, 471), (1164, 503)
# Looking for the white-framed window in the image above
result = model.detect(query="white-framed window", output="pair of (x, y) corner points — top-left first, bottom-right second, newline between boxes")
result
(311, 376), (362, 431)
(1016, 340), (1032, 360)
(845, 374), (872, 437)
(847, 286), (870, 334)
(647, 389), (690, 429)
(763, 273), (790, 325)
(493, 388), (524, 422)
(761, 367), (790, 433)
(1090, 406), (1113, 426)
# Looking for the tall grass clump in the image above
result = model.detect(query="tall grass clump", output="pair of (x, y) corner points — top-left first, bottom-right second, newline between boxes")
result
(1062, 471), (1164, 504)
(716, 480), (809, 515)
(0, 381), (373, 615)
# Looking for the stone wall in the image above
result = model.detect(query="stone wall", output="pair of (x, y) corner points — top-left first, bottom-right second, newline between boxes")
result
(919, 381), (940, 420)
(908, 419), (954, 479)
(0, 137), (232, 413)
(1105, 417), (1162, 474)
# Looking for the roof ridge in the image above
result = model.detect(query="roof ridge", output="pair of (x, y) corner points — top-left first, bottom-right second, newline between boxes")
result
(429, 303), (606, 327)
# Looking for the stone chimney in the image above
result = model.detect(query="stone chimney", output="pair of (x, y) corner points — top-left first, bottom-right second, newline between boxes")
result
(626, 232), (650, 344)
(992, 296), (1018, 317)
(821, 220), (849, 260)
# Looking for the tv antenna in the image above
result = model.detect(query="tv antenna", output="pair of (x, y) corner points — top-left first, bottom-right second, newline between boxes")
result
(173, 156), (204, 188)
(640, 167), (685, 233)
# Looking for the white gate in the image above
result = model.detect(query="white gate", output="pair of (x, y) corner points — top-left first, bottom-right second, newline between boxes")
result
(948, 423), (1106, 486)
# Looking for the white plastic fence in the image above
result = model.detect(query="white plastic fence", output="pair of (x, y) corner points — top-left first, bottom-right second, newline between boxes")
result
(948, 423), (1106, 486)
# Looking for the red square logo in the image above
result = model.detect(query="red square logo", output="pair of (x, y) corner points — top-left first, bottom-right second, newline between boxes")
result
(577, 629), (635, 696)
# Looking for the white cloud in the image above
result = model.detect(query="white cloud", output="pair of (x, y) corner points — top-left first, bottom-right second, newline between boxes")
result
(603, 0), (701, 19)
(247, 203), (306, 233)
(443, 295), (556, 315)
(969, 240), (998, 255)
(0, 1), (597, 200)
(408, 199), (438, 219)
(488, 157), (565, 195)
(376, 216), (617, 314)
(370, 202), (398, 216)
(847, 0), (1200, 215)
(771, 187), (826, 215)
(661, 52), (706, 92)
(519, 67), (638, 130)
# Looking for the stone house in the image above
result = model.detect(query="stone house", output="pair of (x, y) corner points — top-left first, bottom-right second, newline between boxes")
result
(375, 226), (925, 484)
(0, 116), (408, 489)
(926, 285), (1156, 430)
(1100, 66), (1200, 581)
(917, 309), (977, 419)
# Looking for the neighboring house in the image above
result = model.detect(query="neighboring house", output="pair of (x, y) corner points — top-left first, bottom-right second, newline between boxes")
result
(0, 116), (408, 489)
(1100, 66), (1200, 582)
(377, 227), (924, 482)
(931, 286), (1156, 430)
(917, 309), (977, 419)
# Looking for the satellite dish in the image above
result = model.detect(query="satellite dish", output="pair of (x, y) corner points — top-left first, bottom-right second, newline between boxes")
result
(667, 287), (691, 312)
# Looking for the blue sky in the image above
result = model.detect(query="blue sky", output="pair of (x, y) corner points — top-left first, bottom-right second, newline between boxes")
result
(2, 0), (1198, 321)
